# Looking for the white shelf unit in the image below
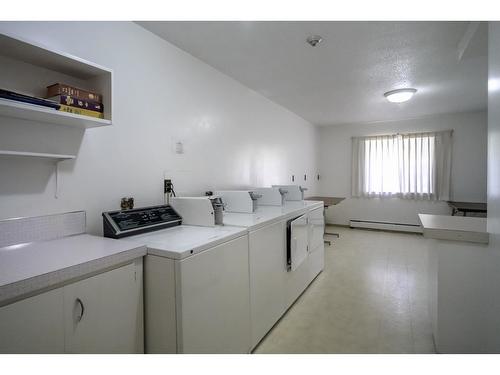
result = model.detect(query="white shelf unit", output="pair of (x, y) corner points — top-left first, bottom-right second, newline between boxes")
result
(0, 31), (113, 129)
(0, 150), (76, 161)
(0, 98), (111, 129)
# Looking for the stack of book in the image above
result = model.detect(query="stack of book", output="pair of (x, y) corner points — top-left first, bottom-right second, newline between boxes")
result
(0, 88), (61, 109)
(46, 83), (104, 119)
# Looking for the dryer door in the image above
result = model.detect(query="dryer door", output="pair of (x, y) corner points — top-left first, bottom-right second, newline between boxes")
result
(287, 214), (308, 272)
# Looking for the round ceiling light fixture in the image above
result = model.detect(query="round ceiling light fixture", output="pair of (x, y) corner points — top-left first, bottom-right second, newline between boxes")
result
(384, 88), (417, 103)
(306, 35), (323, 47)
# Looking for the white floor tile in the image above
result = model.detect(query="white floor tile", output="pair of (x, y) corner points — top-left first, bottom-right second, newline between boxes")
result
(254, 226), (436, 354)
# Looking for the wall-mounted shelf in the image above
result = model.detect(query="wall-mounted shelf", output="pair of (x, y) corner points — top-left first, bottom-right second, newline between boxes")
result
(0, 150), (75, 199)
(0, 98), (111, 129)
(0, 31), (113, 128)
(0, 150), (76, 161)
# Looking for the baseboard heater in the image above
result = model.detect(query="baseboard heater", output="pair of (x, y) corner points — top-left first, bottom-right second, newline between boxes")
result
(349, 219), (422, 233)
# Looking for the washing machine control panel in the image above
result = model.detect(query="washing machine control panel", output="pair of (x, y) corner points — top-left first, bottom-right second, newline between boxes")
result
(102, 205), (182, 238)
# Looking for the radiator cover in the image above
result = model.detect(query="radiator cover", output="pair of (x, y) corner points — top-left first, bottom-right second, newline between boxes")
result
(349, 219), (422, 233)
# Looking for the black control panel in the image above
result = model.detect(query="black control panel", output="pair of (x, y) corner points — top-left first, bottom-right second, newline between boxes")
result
(102, 205), (182, 239)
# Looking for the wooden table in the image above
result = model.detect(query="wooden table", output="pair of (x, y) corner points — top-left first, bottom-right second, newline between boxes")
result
(307, 196), (346, 245)
(447, 201), (487, 216)
(307, 196), (345, 207)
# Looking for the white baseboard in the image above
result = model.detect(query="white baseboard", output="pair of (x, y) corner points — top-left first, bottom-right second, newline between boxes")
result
(349, 219), (423, 233)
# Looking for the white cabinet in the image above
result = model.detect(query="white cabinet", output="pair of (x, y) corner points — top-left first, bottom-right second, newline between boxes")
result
(64, 260), (144, 353)
(0, 259), (143, 354)
(0, 32), (113, 128)
(0, 288), (65, 353)
(248, 221), (287, 348)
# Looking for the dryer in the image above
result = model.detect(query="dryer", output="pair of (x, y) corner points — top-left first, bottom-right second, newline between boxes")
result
(222, 200), (323, 349)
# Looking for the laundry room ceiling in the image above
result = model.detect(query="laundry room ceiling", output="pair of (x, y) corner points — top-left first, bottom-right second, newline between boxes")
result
(136, 21), (488, 126)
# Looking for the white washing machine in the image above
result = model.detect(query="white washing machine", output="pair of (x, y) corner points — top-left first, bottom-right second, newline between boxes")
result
(103, 205), (250, 354)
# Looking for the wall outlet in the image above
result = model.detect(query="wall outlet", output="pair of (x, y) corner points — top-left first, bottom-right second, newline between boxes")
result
(164, 179), (173, 194)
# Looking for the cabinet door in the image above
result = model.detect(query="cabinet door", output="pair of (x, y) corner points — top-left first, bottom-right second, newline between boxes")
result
(63, 260), (144, 353)
(308, 206), (325, 252)
(0, 288), (65, 353)
(176, 236), (250, 353)
(249, 221), (287, 348)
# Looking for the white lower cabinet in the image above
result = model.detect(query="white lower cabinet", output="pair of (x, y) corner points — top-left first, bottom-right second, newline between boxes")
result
(64, 260), (144, 353)
(0, 288), (65, 353)
(0, 259), (143, 354)
(249, 221), (287, 348)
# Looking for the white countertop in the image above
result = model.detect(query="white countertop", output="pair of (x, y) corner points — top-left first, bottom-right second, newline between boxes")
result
(125, 224), (247, 260)
(418, 214), (489, 244)
(0, 200), (324, 305)
(223, 200), (323, 230)
(0, 234), (146, 306)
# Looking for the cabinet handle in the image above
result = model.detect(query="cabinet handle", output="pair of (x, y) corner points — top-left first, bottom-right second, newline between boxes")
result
(76, 298), (85, 322)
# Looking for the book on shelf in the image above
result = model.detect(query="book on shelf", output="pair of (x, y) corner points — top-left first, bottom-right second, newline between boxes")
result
(46, 83), (102, 102)
(58, 104), (104, 119)
(0, 88), (61, 110)
(48, 94), (103, 113)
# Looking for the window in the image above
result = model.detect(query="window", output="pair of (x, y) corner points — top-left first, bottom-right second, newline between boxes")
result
(351, 130), (452, 200)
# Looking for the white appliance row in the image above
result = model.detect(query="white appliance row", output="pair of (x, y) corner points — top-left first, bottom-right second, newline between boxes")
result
(222, 201), (324, 349)
(0, 187), (321, 354)
(103, 194), (323, 353)
(213, 185), (309, 214)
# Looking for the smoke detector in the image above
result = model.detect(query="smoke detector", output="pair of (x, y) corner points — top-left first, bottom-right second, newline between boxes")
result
(306, 35), (323, 47)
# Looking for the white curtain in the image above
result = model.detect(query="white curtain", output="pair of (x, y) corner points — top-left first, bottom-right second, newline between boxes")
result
(351, 130), (452, 200)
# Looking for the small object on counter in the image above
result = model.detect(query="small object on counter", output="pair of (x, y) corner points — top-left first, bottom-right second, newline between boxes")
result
(46, 83), (102, 102)
(121, 198), (128, 210)
(127, 197), (134, 210)
(121, 197), (134, 210)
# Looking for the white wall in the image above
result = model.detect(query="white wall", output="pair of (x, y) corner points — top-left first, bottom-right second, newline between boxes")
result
(0, 22), (319, 234)
(486, 21), (500, 352)
(318, 111), (488, 226)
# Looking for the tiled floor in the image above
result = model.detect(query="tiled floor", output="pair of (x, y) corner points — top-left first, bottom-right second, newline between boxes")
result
(254, 226), (436, 354)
